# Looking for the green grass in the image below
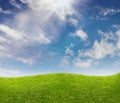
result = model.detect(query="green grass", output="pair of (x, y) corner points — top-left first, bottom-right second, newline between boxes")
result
(0, 73), (120, 103)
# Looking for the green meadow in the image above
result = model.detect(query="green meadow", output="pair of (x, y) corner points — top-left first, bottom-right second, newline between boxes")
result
(0, 73), (120, 103)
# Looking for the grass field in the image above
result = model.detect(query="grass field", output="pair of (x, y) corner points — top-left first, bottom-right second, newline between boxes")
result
(0, 73), (120, 103)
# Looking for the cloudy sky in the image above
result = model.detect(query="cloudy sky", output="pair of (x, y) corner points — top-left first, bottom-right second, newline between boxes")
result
(0, 0), (120, 76)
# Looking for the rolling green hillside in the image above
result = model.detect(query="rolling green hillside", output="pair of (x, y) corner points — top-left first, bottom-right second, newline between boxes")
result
(0, 73), (120, 103)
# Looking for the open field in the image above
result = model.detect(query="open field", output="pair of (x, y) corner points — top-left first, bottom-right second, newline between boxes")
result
(0, 73), (120, 103)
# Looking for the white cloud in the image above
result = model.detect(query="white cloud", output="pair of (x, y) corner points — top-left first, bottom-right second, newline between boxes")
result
(9, 0), (22, 9)
(0, 24), (24, 40)
(20, 0), (27, 4)
(72, 29), (88, 41)
(0, 7), (12, 14)
(116, 30), (120, 49)
(112, 24), (120, 29)
(0, 0), (85, 65)
(0, 68), (21, 77)
(98, 30), (117, 41)
(117, 40), (120, 49)
(15, 0), (81, 42)
(0, 24), (51, 44)
(114, 61), (120, 68)
(65, 43), (74, 56)
(65, 47), (74, 56)
(14, 52), (41, 65)
(68, 18), (79, 27)
(21, 0), (77, 21)
(0, 24), (51, 64)
(84, 39), (115, 59)
(95, 8), (120, 20)
(0, 36), (7, 43)
(100, 8), (120, 17)
(60, 56), (70, 66)
(0, 45), (7, 51)
(77, 29), (120, 61)
(73, 58), (93, 68)
(71, 28), (120, 68)
(16, 57), (36, 65)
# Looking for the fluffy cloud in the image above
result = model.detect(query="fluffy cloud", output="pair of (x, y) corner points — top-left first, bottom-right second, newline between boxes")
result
(9, 0), (22, 9)
(65, 43), (74, 56)
(60, 56), (70, 66)
(0, 24), (51, 64)
(65, 48), (74, 56)
(68, 18), (79, 27)
(84, 39), (115, 59)
(0, 24), (24, 40)
(95, 8), (120, 20)
(116, 30), (120, 49)
(0, 0), (85, 65)
(69, 27), (120, 69)
(73, 58), (93, 68)
(0, 36), (7, 43)
(77, 29), (120, 61)
(0, 67), (21, 77)
(72, 29), (88, 41)
(20, 0), (77, 21)
(114, 61), (120, 67)
(0, 7), (12, 14)
(16, 0), (81, 41)
(100, 8), (120, 17)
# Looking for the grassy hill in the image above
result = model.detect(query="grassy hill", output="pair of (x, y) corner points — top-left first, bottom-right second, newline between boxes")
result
(0, 73), (120, 103)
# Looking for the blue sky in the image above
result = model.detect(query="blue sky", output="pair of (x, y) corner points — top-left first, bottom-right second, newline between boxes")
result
(0, 0), (120, 76)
